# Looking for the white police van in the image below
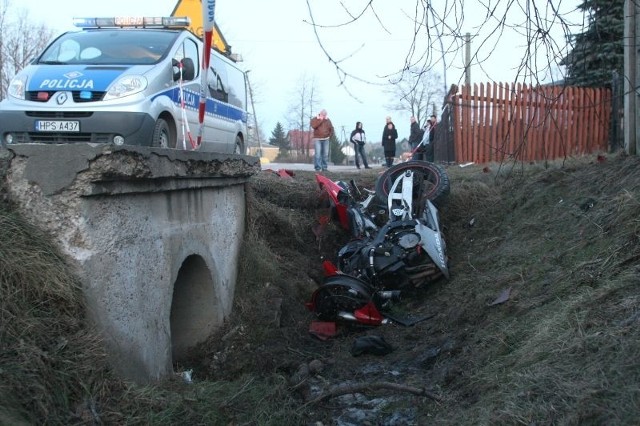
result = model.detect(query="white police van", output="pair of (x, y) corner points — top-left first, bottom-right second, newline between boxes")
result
(0, 16), (248, 153)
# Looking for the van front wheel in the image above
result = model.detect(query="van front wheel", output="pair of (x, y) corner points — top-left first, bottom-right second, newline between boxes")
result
(152, 118), (175, 149)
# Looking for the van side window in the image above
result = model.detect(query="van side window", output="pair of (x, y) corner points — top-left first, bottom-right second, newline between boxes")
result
(226, 66), (247, 110)
(208, 55), (228, 102)
(172, 39), (199, 81)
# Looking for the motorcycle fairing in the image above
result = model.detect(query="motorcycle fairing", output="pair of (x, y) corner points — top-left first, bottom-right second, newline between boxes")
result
(414, 220), (449, 278)
(353, 301), (385, 325)
(387, 169), (415, 221)
(316, 174), (350, 231)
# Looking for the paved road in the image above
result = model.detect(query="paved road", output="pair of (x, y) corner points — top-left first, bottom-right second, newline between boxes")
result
(261, 162), (386, 173)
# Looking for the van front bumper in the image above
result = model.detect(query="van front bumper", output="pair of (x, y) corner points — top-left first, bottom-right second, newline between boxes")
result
(0, 110), (156, 146)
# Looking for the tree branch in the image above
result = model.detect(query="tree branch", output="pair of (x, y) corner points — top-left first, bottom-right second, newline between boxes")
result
(303, 380), (445, 406)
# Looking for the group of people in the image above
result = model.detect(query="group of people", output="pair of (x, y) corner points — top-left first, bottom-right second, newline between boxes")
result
(310, 109), (437, 171)
(409, 114), (437, 163)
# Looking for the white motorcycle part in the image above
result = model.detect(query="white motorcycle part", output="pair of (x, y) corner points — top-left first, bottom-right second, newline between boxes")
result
(387, 170), (414, 220)
(414, 200), (449, 278)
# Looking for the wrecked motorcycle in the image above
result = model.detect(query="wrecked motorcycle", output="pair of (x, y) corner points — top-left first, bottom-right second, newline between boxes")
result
(307, 161), (450, 326)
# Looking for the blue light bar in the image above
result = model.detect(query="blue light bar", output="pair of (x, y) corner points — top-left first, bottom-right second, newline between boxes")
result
(72, 16), (190, 29)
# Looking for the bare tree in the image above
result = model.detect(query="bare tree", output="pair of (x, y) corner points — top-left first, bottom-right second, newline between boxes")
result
(0, 0), (9, 99)
(287, 73), (321, 159)
(303, 1), (580, 90)
(0, 0), (54, 99)
(386, 67), (444, 126)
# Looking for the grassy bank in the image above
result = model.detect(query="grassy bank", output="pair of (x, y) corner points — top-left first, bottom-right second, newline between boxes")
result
(1, 153), (639, 424)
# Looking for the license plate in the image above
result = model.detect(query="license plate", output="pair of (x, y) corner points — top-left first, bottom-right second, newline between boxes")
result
(35, 120), (80, 132)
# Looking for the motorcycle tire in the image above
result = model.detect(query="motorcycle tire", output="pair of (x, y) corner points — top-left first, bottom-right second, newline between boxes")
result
(374, 160), (450, 210)
(311, 275), (374, 322)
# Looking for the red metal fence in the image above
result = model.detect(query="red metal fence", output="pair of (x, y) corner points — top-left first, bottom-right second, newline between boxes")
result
(450, 83), (612, 163)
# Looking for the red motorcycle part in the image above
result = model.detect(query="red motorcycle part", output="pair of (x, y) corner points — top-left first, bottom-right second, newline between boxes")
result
(322, 260), (338, 276)
(353, 301), (385, 325)
(308, 320), (337, 340)
(316, 174), (350, 231)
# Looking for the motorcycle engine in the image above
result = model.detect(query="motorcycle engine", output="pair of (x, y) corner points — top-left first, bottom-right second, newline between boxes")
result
(397, 231), (421, 249)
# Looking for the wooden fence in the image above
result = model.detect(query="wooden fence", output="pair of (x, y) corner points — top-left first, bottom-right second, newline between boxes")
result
(449, 83), (612, 163)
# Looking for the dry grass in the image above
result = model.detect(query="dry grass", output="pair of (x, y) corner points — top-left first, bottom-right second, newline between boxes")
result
(427, 153), (640, 425)
(1, 153), (639, 425)
(0, 209), (109, 424)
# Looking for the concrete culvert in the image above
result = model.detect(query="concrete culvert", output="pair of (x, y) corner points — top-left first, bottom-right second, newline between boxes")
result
(170, 254), (218, 362)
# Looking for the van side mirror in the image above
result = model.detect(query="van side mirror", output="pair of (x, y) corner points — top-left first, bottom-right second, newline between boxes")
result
(172, 58), (196, 82)
(181, 58), (195, 81)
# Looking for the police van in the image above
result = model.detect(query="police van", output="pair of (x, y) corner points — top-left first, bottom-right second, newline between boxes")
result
(0, 16), (248, 153)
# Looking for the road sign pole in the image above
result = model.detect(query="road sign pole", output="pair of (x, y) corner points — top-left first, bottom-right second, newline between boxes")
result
(196, 0), (216, 148)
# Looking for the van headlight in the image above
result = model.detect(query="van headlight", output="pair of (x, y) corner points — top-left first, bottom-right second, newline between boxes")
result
(8, 75), (27, 100)
(103, 75), (147, 100)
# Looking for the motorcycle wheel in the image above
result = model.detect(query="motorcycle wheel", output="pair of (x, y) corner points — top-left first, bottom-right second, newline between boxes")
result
(375, 160), (450, 210)
(312, 275), (374, 322)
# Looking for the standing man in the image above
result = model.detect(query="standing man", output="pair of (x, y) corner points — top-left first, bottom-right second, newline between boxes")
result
(408, 116), (425, 161)
(310, 109), (335, 172)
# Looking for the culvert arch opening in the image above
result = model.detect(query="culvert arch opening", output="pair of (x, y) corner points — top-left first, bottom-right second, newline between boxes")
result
(170, 254), (218, 362)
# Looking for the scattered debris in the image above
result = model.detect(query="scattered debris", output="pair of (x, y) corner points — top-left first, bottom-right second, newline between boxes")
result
(181, 369), (193, 384)
(384, 312), (435, 327)
(488, 287), (512, 306)
(309, 321), (337, 340)
(350, 335), (394, 356)
(264, 168), (295, 178)
(579, 198), (596, 212)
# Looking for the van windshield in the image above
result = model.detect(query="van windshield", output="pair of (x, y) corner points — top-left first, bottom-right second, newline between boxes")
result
(38, 29), (180, 65)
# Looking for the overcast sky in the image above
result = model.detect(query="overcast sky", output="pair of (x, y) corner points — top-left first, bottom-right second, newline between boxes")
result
(9, 0), (583, 142)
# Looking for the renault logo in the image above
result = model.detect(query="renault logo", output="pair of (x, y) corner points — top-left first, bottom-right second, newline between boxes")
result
(64, 71), (83, 79)
(56, 92), (68, 105)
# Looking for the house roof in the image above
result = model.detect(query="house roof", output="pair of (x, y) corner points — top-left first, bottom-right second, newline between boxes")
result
(287, 130), (314, 150)
(171, 0), (231, 55)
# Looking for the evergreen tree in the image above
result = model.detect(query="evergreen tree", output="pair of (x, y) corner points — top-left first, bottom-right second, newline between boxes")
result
(269, 122), (290, 152)
(563, 0), (624, 87)
(329, 132), (346, 165)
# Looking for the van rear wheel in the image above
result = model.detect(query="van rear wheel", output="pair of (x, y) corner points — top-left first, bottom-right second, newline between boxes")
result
(233, 135), (245, 155)
(152, 118), (175, 149)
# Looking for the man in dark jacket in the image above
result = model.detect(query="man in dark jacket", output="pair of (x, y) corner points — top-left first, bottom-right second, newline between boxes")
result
(408, 116), (425, 161)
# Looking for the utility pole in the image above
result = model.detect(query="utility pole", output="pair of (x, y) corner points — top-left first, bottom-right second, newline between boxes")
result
(464, 32), (471, 87)
(245, 71), (263, 157)
(624, 0), (639, 155)
(428, 7), (448, 96)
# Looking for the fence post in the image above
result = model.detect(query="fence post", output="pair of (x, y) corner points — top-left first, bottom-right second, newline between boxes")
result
(610, 71), (623, 152)
(624, 0), (638, 155)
